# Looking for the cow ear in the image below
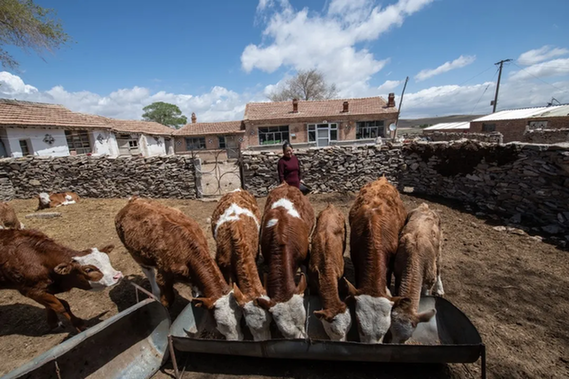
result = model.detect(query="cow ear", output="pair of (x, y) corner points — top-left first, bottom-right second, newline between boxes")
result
(313, 309), (334, 322)
(193, 297), (216, 309)
(418, 309), (436, 323)
(343, 278), (359, 297)
(54, 262), (74, 275)
(254, 297), (274, 311)
(99, 244), (115, 254)
(232, 283), (247, 306)
(296, 273), (307, 295)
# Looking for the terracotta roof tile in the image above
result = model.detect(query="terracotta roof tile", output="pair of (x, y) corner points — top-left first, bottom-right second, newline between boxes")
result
(174, 120), (244, 136)
(244, 96), (397, 121)
(0, 99), (111, 129)
(107, 118), (174, 135)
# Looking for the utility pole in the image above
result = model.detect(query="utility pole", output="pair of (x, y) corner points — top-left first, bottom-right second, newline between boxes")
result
(393, 76), (409, 139)
(492, 59), (512, 113)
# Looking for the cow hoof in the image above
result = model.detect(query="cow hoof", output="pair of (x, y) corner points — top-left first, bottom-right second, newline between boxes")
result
(49, 321), (65, 330)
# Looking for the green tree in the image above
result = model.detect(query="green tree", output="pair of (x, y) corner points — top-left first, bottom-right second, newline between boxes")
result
(268, 69), (337, 101)
(0, 0), (70, 69)
(142, 102), (188, 129)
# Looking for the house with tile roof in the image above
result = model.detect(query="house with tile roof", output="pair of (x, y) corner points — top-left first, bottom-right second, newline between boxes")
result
(173, 112), (245, 159)
(0, 99), (176, 158)
(242, 95), (399, 150)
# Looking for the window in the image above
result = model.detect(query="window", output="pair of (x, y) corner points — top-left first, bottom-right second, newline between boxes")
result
(218, 136), (226, 149)
(308, 123), (338, 142)
(65, 130), (92, 155)
(19, 139), (31, 156)
(186, 137), (206, 150)
(529, 121), (548, 130)
(356, 121), (385, 139)
(128, 140), (138, 148)
(482, 123), (496, 132)
(258, 126), (289, 145)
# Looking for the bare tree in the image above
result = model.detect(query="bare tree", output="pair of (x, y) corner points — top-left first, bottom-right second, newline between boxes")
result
(268, 69), (337, 101)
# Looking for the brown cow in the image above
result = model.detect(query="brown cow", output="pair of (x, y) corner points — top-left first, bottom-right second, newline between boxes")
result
(0, 229), (122, 332)
(211, 188), (271, 341)
(115, 197), (244, 340)
(390, 203), (442, 344)
(309, 204), (351, 341)
(0, 202), (24, 229)
(256, 183), (315, 339)
(346, 177), (407, 343)
(38, 192), (80, 210)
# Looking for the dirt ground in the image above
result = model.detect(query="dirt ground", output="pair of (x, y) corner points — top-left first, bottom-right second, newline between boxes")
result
(1, 193), (568, 379)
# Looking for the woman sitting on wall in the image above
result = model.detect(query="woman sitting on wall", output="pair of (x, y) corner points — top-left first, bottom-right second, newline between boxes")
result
(277, 142), (311, 195)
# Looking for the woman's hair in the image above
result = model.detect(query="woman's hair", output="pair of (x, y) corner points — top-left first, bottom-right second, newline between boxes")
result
(282, 141), (293, 152)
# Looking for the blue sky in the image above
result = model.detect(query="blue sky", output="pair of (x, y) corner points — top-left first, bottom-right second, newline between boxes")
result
(1, 0), (568, 121)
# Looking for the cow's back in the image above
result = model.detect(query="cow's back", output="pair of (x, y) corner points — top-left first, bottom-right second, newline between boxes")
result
(264, 184), (314, 233)
(309, 204), (346, 283)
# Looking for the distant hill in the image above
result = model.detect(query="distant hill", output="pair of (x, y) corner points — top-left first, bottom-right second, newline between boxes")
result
(397, 115), (485, 129)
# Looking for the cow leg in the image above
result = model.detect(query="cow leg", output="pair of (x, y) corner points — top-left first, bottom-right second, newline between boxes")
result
(432, 265), (445, 296)
(156, 271), (175, 308)
(140, 266), (161, 299)
(26, 291), (85, 332)
(46, 308), (63, 329)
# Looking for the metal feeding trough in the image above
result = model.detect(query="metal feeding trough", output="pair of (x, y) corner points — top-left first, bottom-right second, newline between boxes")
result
(169, 295), (486, 378)
(3, 285), (171, 379)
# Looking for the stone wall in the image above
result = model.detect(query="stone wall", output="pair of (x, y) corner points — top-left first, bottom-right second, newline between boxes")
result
(242, 142), (569, 235)
(0, 155), (197, 200)
(425, 131), (503, 143)
(523, 128), (569, 144)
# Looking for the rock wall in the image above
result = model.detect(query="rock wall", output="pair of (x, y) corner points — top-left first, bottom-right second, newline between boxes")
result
(425, 131), (503, 143)
(523, 128), (569, 144)
(242, 142), (569, 235)
(0, 155), (197, 200)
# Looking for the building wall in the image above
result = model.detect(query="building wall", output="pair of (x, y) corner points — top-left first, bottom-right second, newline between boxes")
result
(243, 113), (398, 149)
(470, 116), (569, 143)
(4, 127), (69, 157)
(91, 130), (119, 157)
(141, 135), (167, 157)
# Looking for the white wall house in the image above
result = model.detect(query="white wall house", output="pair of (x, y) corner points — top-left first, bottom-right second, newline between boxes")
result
(1, 127), (69, 157)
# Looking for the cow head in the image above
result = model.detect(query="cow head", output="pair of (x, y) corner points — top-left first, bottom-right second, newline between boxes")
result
(345, 278), (393, 344)
(38, 192), (51, 208)
(54, 245), (123, 291)
(193, 290), (244, 341)
(313, 304), (352, 341)
(233, 284), (272, 341)
(255, 274), (307, 339)
(389, 297), (436, 344)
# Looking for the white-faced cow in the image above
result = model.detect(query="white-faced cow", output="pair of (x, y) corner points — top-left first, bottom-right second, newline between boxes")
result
(257, 183), (315, 339)
(0, 229), (122, 332)
(309, 204), (351, 341)
(0, 202), (24, 229)
(347, 177), (407, 343)
(211, 188), (271, 341)
(115, 197), (244, 341)
(38, 192), (80, 210)
(389, 203), (443, 344)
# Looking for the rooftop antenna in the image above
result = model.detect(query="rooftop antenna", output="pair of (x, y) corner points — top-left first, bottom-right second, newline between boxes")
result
(491, 59), (512, 113)
(547, 97), (561, 106)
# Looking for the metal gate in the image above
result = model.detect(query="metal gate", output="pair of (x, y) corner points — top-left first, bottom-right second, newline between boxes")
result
(191, 147), (243, 198)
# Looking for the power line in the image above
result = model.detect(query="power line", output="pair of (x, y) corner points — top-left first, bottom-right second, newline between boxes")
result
(511, 62), (569, 96)
(471, 68), (498, 115)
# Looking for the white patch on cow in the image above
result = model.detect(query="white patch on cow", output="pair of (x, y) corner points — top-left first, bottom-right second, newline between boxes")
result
(433, 274), (445, 296)
(231, 188), (242, 192)
(141, 266), (161, 298)
(266, 218), (278, 228)
(65, 195), (73, 201)
(59, 200), (76, 206)
(19, 222), (25, 229)
(354, 295), (393, 344)
(270, 198), (300, 219)
(320, 308), (352, 341)
(39, 192), (50, 206)
(214, 203), (260, 239)
(0, 225), (4, 230)
(389, 309), (415, 344)
(243, 296), (272, 341)
(212, 291), (244, 341)
(270, 294), (306, 339)
(73, 248), (123, 291)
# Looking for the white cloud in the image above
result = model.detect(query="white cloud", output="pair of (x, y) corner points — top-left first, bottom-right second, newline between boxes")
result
(509, 58), (569, 81)
(415, 55), (476, 82)
(377, 80), (401, 92)
(0, 71), (250, 122)
(518, 45), (569, 66)
(243, 0), (434, 96)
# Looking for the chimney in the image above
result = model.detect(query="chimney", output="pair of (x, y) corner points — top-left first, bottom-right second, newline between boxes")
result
(191, 112), (197, 123)
(292, 98), (298, 113)
(342, 101), (349, 113)
(387, 93), (396, 108)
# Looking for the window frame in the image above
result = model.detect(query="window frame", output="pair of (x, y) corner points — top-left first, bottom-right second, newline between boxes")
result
(356, 120), (385, 139)
(65, 130), (92, 155)
(19, 139), (31, 156)
(482, 123), (496, 132)
(185, 137), (206, 150)
(218, 136), (226, 149)
(258, 125), (289, 145)
(307, 123), (338, 143)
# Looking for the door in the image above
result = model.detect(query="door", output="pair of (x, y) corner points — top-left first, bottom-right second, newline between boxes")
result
(317, 124), (329, 147)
